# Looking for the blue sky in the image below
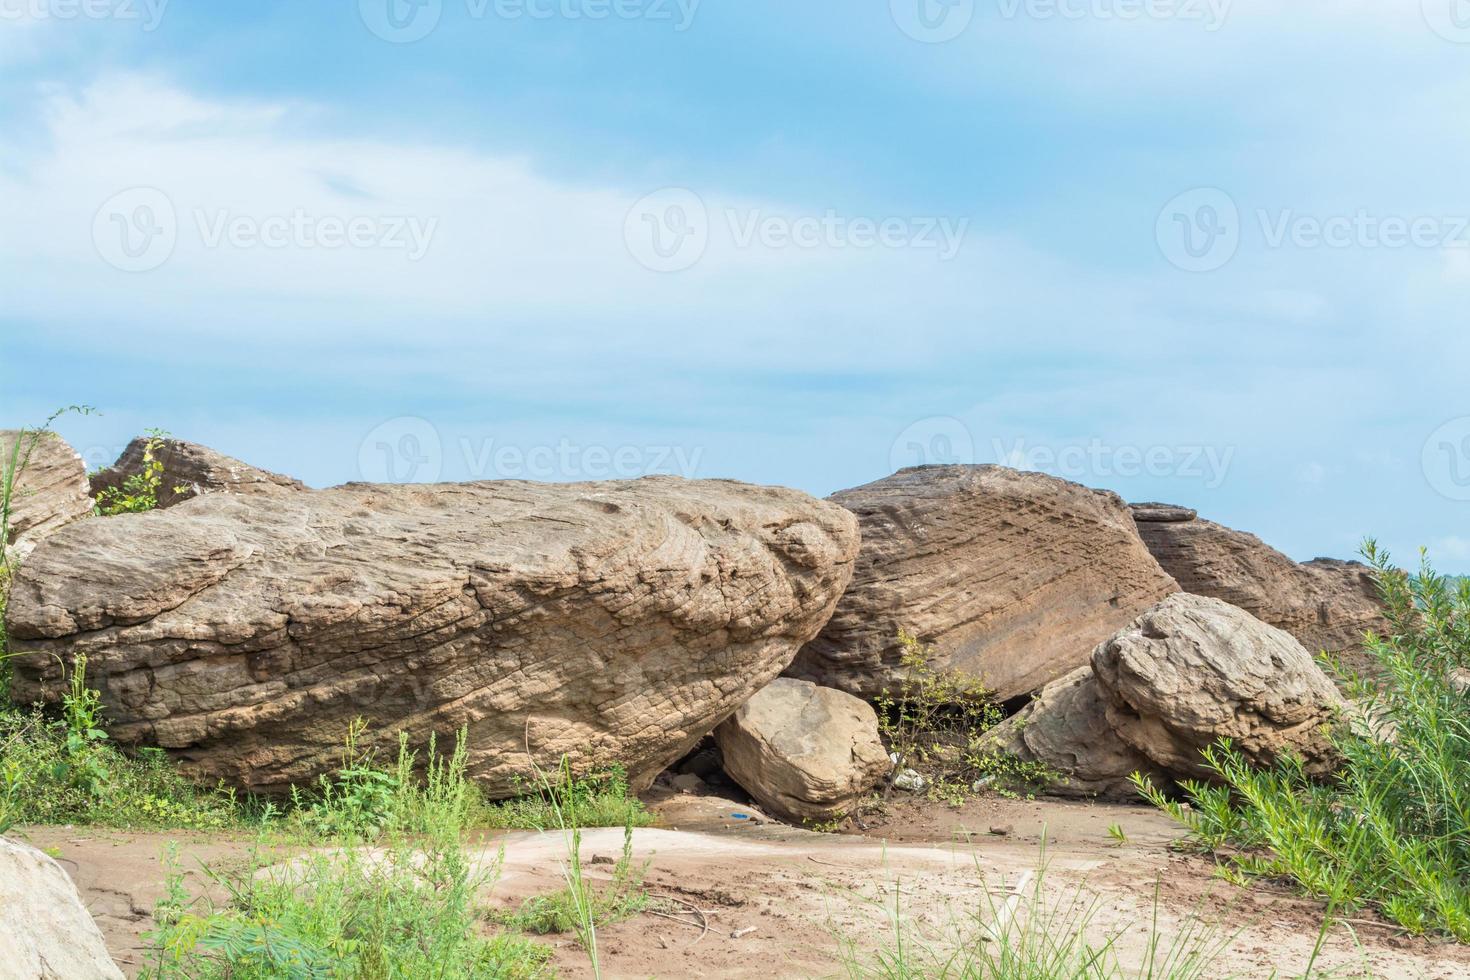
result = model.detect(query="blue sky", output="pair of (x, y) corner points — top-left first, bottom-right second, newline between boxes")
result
(2, 0), (1469, 570)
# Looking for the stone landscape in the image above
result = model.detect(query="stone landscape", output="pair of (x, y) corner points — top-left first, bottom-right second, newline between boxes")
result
(0, 428), (1458, 978)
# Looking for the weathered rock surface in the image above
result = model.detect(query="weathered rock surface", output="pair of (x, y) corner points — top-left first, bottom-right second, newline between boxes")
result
(0, 430), (92, 560)
(7, 477), (859, 796)
(982, 594), (1344, 797)
(0, 835), (124, 980)
(1130, 504), (1387, 660)
(1093, 593), (1344, 779)
(90, 436), (304, 510)
(716, 677), (890, 822)
(787, 466), (1179, 701)
(978, 666), (1166, 799)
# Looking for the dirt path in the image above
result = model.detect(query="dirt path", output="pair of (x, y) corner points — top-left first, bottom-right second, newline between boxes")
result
(19, 794), (1470, 978)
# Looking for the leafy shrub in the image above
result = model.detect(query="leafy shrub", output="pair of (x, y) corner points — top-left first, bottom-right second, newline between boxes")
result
(94, 427), (179, 516)
(874, 631), (1049, 801)
(1140, 543), (1470, 941)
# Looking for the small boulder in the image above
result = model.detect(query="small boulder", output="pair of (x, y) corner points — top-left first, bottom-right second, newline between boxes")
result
(0, 835), (124, 979)
(716, 678), (890, 822)
(1095, 593), (1344, 779)
(788, 466), (1180, 701)
(90, 436), (304, 510)
(0, 430), (92, 561)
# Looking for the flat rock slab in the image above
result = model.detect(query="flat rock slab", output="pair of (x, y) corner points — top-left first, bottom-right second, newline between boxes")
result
(6, 477), (858, 796)
(0, 834), (124, 980)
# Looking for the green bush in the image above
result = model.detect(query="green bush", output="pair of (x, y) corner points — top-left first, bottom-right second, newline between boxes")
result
(145, 733), (553, 979)
(1139, 542), (1470, 941)
(94, 427), (177, 516)
(479, 762), (652, 832)
(0, 656), (247, 832)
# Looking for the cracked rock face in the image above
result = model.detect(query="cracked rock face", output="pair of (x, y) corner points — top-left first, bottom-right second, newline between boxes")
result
(984, 593), (1345, 797)
(787, 466), (1180, 701)
(5, 477), (858, 796)
(1130, 504), (1388, 662)
(716, 677), (890, 823)
(1, 430), (93, 561)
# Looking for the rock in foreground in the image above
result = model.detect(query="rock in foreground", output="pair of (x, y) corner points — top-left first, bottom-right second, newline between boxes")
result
(0, 835), (124, 980)
(7, 477), (858, 796)
(716, 678), (890, 822)
(983, 594), (1344, 796)
(0, 429), (92, 560)
(1130, 503), (1387, 662)
(788, 466), (1179, 701)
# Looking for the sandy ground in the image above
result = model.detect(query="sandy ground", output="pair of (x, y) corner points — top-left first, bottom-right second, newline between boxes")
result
(18, 792), (1470, 978)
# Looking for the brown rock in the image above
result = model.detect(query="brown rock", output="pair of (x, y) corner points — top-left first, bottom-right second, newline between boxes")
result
(0, 430), (92, 561)
(977, 666), (1166, 799)
(1092, 593), (1344, 779)
(716, 677), (890, 823)
(90, 437), (304, 510)
(1130, 504), (1387, 661)
(6, 475), (858, 797)
(787, 466), (1179, 700)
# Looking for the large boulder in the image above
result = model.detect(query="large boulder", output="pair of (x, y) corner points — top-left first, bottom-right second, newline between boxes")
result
(6, 476), (859, 796)
(1094, 592), (1345, 779)
(715, 678), (890, 822)
(982, 594), (1344, 797)
(0, 835), (124, 980)
(90, 436), (304, 510)
(787, 466), (1179, 701)
(1130, 503), (1387, 663)
(1, 430), (92, 561)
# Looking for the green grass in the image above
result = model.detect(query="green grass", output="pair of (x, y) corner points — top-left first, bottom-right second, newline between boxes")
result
(1139, 542), (1470, 942)
(1, 657), (250, 833)
(478, 764), (653, 832)
(492, 823), (650, 936)
(144, 733), (554, 979)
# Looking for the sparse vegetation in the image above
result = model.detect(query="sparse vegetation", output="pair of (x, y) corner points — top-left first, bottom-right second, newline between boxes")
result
(493, 823), (650, 936)
(1139, 542), (1470, 942)
(144, 731), (554, 979)
(840, 856), (1240, 979)
(0, 656), (247, 832)
(875, 631), (1053, 802)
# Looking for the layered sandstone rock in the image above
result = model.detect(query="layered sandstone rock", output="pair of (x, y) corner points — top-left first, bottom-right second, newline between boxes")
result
(0, 429), (92, 560)
(1130, 503), (1387, 659)
(787, 466), (1179, 701)
(982, 594), (1344, 797)
(0, 835), (124, 980)
(716, 678), (890, 822)
(90, 436), (304, 510)
(6, 476), (858, 796)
